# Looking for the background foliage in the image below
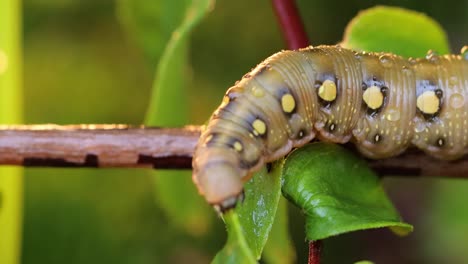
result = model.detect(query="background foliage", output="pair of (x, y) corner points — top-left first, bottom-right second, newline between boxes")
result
(5, 0), (467, 263)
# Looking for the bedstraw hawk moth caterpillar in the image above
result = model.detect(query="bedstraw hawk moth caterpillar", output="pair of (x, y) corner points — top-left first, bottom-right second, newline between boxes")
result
(192, 45), (468, 212)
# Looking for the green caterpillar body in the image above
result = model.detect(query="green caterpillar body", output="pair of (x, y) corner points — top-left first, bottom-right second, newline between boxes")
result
(192, 45), (468, 211)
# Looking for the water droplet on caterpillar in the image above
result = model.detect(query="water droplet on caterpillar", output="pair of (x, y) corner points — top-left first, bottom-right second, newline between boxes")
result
(408, 57), (417, 65)
(251, 86), (265, 97)
(449, 93), (465, 109)
(449, 76), (458, 86)
(461, 46), (468, 60)
(426, 50), (439, 63)
(379, 54), (394, 68)
(386, 108), (401, 121)
(414, 122), (427, 133)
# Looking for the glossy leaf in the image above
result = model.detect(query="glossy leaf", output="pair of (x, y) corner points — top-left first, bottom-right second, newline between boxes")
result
(282, 143), (413, 241)
(213, 162), (283, 263)
(342, 6), (450, 57)
(142, 0), (215, 236)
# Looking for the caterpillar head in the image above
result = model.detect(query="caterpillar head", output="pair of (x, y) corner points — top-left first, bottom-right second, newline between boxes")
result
(192, 146), (246, 213)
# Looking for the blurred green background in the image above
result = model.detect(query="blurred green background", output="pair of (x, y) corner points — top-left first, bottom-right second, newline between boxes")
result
(7, 0), (468, 263)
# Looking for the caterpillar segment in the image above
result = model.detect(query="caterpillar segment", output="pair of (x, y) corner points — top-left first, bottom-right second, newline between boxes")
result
(192, 45), (468, 211)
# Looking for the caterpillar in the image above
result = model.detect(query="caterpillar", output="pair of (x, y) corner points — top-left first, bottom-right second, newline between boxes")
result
(192, 45), (468, 212)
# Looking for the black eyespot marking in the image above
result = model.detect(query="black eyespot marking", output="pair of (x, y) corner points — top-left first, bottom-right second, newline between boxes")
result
(362, 82), (368, 90)
(373, 133), (382, 143)
(436, 137), (445, 147)
(314, 80), (322, 89)
(329, 123), (336, 132)
(380, 86), (389, 95)
(435, 89), (443, 98)
(297, 129), (306, 139)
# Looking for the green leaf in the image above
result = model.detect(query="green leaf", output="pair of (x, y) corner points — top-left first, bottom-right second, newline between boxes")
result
(342, 6), (450, 57)
(281, 143), (413, 241)
(116, 0), (191, 67)
(262, 197), (296, 264)
(212, 211), (256, 264)
(213, 162), (283, 263)
(140, 0), (215, 236)
(0, 0), (23, 263)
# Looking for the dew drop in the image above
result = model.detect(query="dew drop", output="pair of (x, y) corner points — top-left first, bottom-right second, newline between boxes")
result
(449, 93), (465, 109)
(251, 86), (265, 97)
(414, 122), (427, 133)
(449, 76), (458, 86)
(426, 50), (439, 63)
(386, 108), (401, 122)
(408, 57), (417, 65)
(379, 54), (394, 68)
(461, 46), (468, 60)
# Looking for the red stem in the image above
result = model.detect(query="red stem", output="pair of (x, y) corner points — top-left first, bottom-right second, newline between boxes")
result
(271, 0), (309, 49)
(308, 240), (322, 264)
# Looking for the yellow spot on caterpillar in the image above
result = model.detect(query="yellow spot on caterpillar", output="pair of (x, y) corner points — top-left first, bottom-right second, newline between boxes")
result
(363, 86), (384, 110)
(281, 94), (296, 113)
(252, 119), (266, 136)
(233, 141), (243, 152)
(318, 80), (337, 102)
(417, 91), (440, 114)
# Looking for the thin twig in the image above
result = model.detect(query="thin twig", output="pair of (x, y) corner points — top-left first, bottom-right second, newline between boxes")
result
(308, 240), (322, 264)
(0, 124), (467, 178)
(271, 0), (309, 49)
(0, 124), (198, 169)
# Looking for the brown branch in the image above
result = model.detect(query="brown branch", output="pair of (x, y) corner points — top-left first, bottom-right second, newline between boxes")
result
(271, 0), (309, 49)
(0, 124), (199, 169)
(0, 124), (467, 178)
